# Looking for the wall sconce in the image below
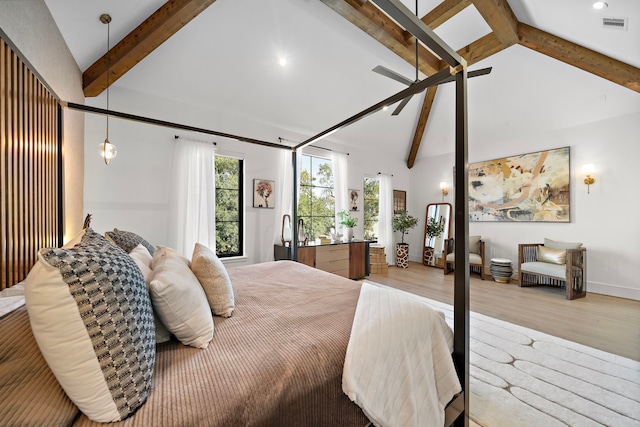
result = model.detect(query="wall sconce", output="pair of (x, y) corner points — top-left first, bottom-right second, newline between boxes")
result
(440, 181), (449, 201)
(582, 164), (595, 194)
(281, 214), (292, 246)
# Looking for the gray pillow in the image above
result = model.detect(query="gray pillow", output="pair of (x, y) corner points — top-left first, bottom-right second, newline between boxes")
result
(105, 228), (155, 255)
(544, 238), (582, 250)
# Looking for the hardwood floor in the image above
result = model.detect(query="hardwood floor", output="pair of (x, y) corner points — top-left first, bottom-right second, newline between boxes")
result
(367, 262), (640, 362)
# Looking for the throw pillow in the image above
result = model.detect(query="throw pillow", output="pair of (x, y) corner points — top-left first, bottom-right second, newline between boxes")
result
(129, 245), (171, 344)
(191, 243), (235, 318)
(105, 228), (155, 255)
(24, 228), (155, 422)
(537, 245), (566, 265)
(469, 235), (481, 255)
(149, 246), (214, 349)
(544, 238), (583, 250)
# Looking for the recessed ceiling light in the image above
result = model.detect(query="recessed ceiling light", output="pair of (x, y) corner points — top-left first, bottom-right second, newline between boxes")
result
(593, 2), (608, 9)
(278, 57), (287, 67)
(382, 105), (389, 111)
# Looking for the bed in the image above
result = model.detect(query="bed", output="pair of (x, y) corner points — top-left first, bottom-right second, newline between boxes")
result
(1, 252), (459, 426)
(1, 2), (471, 422)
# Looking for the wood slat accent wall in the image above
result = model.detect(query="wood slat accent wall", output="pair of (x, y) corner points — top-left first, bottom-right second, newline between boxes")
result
(1, 37), (62, 291)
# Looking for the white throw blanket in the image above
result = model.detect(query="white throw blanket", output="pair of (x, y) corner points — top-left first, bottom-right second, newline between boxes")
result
(343, 281), (461, 427)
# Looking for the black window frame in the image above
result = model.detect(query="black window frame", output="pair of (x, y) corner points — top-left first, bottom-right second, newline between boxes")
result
(215, 156), (244, 258)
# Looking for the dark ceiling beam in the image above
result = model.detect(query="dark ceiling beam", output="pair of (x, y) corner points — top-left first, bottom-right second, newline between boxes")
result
(518, 23), (640, 93)
(407, 86), (438, 169)
(320, 0), (441, 74)
(83, 0), (218, 97)
(471, 0), (519, 47)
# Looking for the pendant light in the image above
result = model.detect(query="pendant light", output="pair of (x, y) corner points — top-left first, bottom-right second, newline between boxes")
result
(99, 13), (117, 165)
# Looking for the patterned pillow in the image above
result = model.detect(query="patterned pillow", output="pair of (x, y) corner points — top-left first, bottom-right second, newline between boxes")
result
(105, 228), (155, 255)
(25, 228), (155, 422)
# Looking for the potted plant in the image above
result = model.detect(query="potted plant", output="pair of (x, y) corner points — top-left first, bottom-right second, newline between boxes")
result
(392, 211), (418, 268)
(337, 210), (357, 242)
(424, 216), (445, 265)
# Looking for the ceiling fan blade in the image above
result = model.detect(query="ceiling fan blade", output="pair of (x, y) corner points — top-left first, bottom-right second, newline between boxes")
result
(372, 65), (414, 86)
(391, 94), (413, 116)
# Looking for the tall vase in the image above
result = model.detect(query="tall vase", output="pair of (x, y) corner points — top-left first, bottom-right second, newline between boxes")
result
(344, 228), (353, 242)
(396, 243), (409, 268)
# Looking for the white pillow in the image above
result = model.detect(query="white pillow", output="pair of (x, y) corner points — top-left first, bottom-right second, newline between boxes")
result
(544, 238), (583, 250)
(469, 235), (481, 255)
(130, 243), (153, 270)
(24, 228), (155, 422)
(191, 243), (235, 318)
(149, 246), (213, 348)
(129, 246), (171, 344)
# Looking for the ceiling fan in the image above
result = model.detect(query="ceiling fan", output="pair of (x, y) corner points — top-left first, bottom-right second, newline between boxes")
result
(372, 1), (492, 115)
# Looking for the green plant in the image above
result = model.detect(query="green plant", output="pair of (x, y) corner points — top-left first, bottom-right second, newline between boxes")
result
(392, 211), (418, 244)
(425, 216), (445, 247)
(337, 210), (357, 228)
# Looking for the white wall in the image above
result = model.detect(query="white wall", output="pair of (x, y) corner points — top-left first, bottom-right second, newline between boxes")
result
(83, 87), (411, 266)
(0, 0), (85, 241)
(409, 112), (640, 300)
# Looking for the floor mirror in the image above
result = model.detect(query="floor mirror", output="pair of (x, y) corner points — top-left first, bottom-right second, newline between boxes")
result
(423, 203), (452, 268)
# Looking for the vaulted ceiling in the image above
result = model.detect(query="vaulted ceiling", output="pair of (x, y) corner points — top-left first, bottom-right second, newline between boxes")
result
(46, 0), (640, 166)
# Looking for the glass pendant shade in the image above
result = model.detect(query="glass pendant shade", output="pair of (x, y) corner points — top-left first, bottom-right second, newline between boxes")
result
(99, 139), (117, 164)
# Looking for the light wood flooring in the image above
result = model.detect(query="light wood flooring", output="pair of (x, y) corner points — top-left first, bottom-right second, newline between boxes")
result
(367, 262), (640, 362)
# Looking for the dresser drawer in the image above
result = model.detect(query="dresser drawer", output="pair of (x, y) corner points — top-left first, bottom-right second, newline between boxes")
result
(316, 244), (349, 263)
(316, 258), (349, 275)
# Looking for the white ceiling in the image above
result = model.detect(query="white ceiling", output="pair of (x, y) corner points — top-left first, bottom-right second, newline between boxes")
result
(44, 0), (640, 163)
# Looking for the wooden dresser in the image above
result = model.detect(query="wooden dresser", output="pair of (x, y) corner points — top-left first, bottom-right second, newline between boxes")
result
(274, 241), (369, 279)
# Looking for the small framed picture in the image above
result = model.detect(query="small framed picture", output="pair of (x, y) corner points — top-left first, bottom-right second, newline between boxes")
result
(349, 189), (361, 212)
(253, 179), (275, 208)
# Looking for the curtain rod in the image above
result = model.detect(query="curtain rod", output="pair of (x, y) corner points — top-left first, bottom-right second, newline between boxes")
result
(278, 137), (349, 155)
(174, 135), (217, 145)
(61, 101), (290, 151)
(377, 171), (394, 177)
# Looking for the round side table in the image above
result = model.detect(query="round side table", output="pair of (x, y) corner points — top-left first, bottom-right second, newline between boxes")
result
(490, 258), (513, 283)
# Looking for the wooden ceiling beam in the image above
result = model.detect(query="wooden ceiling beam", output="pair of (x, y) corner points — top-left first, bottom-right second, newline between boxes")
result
(401, 0), (472, 43)
(455, 32), (506, 67)
(407, 86), (438, 169)
(471, 0), (518, 47)
(518, 23), (640, 93)
(421, 0), (472, 30)
(320, 0), (441, 75)
(83, 0), (218, 97)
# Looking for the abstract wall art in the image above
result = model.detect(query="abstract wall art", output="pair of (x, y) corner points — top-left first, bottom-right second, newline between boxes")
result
(468, 147), (570, 222)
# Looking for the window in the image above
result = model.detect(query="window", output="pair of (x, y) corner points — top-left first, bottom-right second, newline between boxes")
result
(298, 154), (334, 241)
(363, 177), (379, 241)
(215, 156), (243, 257)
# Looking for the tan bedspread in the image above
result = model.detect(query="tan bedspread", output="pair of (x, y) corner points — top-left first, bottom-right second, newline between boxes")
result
(72, 260), (369, 426)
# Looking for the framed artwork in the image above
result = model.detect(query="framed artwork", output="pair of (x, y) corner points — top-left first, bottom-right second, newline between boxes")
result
(393, 190), (406, 213)
(253, 179), (275, 208)
(349, 189), (361, 211)
(469, 146), (570, 222)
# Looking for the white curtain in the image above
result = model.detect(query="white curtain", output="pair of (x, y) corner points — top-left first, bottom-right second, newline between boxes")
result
(168, 140), (216, 258)
(271, 150), (293, 252)
(378, 174), (394, 265)
(270, 149), (301, 259)
(331, 151), (349, 233)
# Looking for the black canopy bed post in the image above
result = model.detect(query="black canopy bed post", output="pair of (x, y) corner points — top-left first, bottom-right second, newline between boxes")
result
(291, 149), (298, 262)
(452, 65), (470, 427)
(369, 1), (471, 425)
